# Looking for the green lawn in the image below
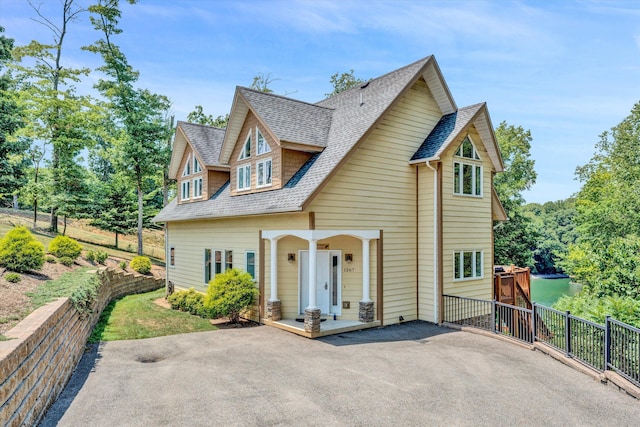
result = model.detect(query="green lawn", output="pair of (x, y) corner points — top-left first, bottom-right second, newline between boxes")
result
(89, 289), (217, 342)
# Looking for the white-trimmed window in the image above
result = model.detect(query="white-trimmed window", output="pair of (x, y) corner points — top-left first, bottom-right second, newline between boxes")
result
(257, 129), (271, 155)
(225, 250), (233, 271)
(193, 156), (202, 173)
(214, 250), (223, 275)
(454, 162), (482, 196)
(182, 155), (191, 176)
(204, 249), (212, 283)
(193, 177), (203, 198)
(454, 250), (483, 280)
(169, 247), (175, 268)
(246, 251), (256, 279)
(454, 135), (482, 197)
(239, 132), (251, 160)
(455, 136), (481, 160)
(256, 158), (272, 188)
(237, 164), (251, 191)
(181, 180), (190, 200)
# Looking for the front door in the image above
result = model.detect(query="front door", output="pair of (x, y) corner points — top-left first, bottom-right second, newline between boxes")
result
(299, 250), (341, 315)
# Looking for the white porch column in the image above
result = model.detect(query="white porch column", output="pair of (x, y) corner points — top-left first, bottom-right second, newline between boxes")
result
(307, 239), (318, 309)
(361, 238), (372, 302)
(269, 238), (279, 302)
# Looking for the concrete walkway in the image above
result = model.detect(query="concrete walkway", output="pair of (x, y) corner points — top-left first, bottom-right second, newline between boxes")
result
(41, 322), (639, 426)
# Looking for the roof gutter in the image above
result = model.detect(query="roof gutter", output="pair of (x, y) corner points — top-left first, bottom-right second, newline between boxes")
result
(408, 156), (439, 165)
(152, 205), (304, 224)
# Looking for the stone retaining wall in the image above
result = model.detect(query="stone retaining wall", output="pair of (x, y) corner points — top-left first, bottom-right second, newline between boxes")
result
(0, 268), (164, 427)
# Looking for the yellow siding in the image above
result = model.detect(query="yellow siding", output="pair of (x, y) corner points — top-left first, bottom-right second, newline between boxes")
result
(417, 164), (436, 321)
(309, 79), (442, 325)
(441, 128), (494, 300)
(166, 213), (309, 296)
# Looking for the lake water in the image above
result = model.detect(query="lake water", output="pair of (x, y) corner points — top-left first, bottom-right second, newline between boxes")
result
(530, 277), (582, 307)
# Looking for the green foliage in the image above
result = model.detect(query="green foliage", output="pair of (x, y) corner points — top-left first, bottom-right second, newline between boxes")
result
(59, 256), (75, 267)
(204, 268), (258, 323)
(85, 249), (96, 263)
(119, 260), (127, 270)
(523, 198), (578, 274)
(554, 293), (640, 328)
(46, 255), (56, 263)
(90, 173), (137, 247)
(186, 105), (229, 128)
(326, 69), (365, 97)
(48, 235), (82, 259)
(85, 2), (173, 255)
(27, 267), (93, 309)
(0, 27), (28, 205)
(0, 226), (45, 272)
(69, 274), (101, 318)
(493, 122), (539, 267)
(95, 250), (109, 265)
(130, 255), (151, 274)
(4, 272), (21, 283)
(167, 288), (210, 317)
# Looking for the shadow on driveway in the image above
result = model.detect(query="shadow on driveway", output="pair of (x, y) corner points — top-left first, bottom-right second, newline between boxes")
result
(319, 320), (455, 346)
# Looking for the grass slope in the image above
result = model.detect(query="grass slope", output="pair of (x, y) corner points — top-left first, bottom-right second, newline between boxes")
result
(89, 289), (217, 342)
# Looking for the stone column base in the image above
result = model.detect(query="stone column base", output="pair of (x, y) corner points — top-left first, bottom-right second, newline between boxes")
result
(359, 301), (374, 323)
(304, 308), (322, 333)
(267, 300), (282, 321)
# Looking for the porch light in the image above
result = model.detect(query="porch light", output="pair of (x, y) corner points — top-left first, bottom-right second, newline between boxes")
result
(288, 253), (296, 262)
(345, 253), (353, 263)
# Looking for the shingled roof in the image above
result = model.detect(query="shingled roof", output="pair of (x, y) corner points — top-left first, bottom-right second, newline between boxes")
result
(238, 88), (333, 147)
(179, 121), (226, 167)
(410, 103), (484, 162)
(154, 56), (464, 223)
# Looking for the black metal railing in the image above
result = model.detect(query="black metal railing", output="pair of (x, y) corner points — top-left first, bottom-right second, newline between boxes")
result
(443, 294), (640, 388)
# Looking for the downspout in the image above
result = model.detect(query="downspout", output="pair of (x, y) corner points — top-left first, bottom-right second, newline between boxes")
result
(425, 160), (439, 324)
(164, 224), (169, 293)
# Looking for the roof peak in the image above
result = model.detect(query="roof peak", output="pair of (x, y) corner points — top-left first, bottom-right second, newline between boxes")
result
(178, 120), (227, 131)
(237, 86), (335, 111)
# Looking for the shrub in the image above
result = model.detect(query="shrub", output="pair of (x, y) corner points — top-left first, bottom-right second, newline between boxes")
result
(168, 288), (210, 317)
(119, 260), (127, 270)
(59, 256), (75, 267)
(130, 256), (151, 274)
(46, 255), (56, 263)
(204, 268), (258, 323)
(95, 251), (109, 265)
(0, 226), (45, 273)
(85, 250), (96, 263)
(48, 235), (83, 260)
(5, 272), (21, 283)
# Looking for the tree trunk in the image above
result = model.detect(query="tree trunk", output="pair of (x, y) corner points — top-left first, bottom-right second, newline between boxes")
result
(63, 216), (67, 235)
(137, 181), (143, 255)
(50, 206), (58, 233)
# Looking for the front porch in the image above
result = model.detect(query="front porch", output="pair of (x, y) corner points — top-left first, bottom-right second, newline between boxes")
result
(263, 318), (382, 338)
(261, 229), (381, 338)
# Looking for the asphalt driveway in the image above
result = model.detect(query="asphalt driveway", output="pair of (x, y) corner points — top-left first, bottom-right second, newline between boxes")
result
(41, 322), (639, 426)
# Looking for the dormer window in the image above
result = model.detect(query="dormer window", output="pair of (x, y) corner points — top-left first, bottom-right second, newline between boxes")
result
(455, 136), (481, 160)
(257, 158), (272, 188)
(257, 129), (271, 155)
(182, 154), (192, 176)
(453, 136), (482, 197)
(193, 156), (202, 173)
(237, 164), (251, 191)
(239, 132), (251, 160)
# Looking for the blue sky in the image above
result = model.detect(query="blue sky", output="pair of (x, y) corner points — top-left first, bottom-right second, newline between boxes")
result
(1, 0), (639, 203)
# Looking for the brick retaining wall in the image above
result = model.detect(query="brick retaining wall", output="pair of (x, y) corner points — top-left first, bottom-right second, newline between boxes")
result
(0, 268), (164, 427)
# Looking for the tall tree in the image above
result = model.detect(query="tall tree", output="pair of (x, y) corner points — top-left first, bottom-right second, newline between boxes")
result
(90, 173), (137, 248)
(0, 26), (28, 207)
(86, 0), (172, 255)
(325, 69), (365, 97)
(12, 1), (93, 232)
(493, 121), (539, 267)
(562, 101), (640, 298)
